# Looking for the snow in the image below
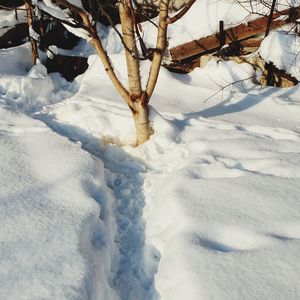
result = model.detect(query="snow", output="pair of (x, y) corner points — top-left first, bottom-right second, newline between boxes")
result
(139, 116), (300, 299)
(34, 0), (91, 40)
(0, 6), (27, 38)
(1, 1), (300, 299)
(0, 44), (32, 76)
(0, 103), (118, 300)
(30, 44), (300, 299)
(63, 22), (91, 40)
(33, 0), (70, 24)
(260, 31), (300, 80)
(137, 0), (300, 48)
(0, 44), (77, 112)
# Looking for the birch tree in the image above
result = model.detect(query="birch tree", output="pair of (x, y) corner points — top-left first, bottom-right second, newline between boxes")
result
(25, 0), (196, 145)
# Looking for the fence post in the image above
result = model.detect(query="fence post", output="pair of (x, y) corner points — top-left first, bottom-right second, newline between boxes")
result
(219, 20), (225, 49)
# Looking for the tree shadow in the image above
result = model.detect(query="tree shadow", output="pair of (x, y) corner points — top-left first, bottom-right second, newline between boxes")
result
(176, 84), (299, 131)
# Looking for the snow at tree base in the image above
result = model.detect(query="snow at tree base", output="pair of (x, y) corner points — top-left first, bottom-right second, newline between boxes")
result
(1, 1), (300, 300)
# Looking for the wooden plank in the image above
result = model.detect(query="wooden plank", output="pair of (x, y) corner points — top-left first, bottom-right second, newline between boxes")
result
(239, 38), (262, 48)
(170, 6), (300, 62)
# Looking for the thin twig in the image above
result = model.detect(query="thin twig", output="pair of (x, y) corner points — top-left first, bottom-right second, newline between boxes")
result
(204, 76), (253, 103)
(166, 0), (197, 24)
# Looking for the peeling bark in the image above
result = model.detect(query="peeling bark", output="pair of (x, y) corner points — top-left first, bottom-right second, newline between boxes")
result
(132, 101), (153, 145)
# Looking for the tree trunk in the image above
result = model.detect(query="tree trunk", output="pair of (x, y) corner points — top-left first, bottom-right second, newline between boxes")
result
(119, 0), (152, 145)
(119, 0), (143, 97)
(131, 101), (152, 145)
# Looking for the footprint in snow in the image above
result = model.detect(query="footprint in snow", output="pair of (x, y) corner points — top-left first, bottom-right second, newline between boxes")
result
(193, 226), (273, 252)
(236, 125), (300, 141)
(270, 223), (300, 241)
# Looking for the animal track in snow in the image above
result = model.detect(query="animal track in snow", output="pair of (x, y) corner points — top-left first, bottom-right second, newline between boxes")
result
(196, 226), (274, 252)
(185, 158), (244, 179)
(270, 223), (300, 241)
(218, 156), (300, 178)
(0, 123), (47, 135)
(195, 223), (300, 253)
(236, 125), (300, 141)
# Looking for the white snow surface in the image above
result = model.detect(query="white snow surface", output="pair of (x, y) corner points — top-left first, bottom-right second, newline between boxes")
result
(106, 0), (300, 49)
(1, 4), (300, 300)
(0, 7), (27, 37)
(260, 31), (300, 80)
(48, 39), (300, 298)
(0, 102), (118, 300)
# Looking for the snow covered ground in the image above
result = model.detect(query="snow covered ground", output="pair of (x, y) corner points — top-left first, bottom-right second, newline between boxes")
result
(110, 0), (300, 49)
(0, 102), (118, 299)
(1, 4), (300, 299)
(0, 7), (26, 38)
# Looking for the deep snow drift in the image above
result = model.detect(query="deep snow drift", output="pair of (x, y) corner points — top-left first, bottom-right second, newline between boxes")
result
(0, 103), (118, 300)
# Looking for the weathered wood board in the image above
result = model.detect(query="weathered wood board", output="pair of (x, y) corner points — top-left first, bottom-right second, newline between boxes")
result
(170, 6), (300, 61)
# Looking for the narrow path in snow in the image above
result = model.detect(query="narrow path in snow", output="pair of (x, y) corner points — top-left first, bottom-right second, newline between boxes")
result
(104, 149), (159, 300)
(33, 115), (160, 300)
(0, 60), (159, 299)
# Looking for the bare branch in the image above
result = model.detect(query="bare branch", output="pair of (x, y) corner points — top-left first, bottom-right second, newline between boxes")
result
(146, 0), (170, 100)
(204, 76), (253, 103)
(166, 0), (197, 24)
(47, 0), (131, 104)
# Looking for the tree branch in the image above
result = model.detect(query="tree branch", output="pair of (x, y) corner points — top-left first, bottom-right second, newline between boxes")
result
(166, 0), (197, 24)
(146, 0), (170, 100)
(49, 0), (131, 104)
(119, 0), (143, 102)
